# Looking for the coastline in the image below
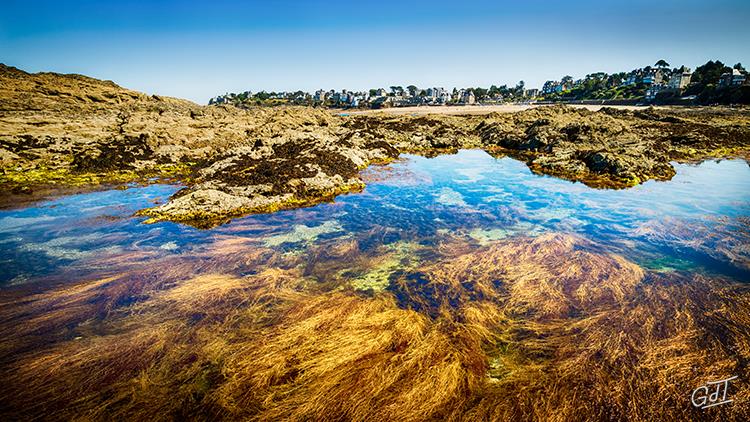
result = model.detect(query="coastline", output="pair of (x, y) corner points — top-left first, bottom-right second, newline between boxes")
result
(2, 64), (749, 227)
(342, 103), (670, 116)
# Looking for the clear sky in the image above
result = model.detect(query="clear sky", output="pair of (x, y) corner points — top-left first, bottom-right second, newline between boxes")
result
(2, 0), (749, 103)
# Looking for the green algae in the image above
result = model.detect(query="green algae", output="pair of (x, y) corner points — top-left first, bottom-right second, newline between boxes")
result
(263, 220), (345, 247)
(1, 167), (138, 187)
(468, 223), (543, 245)
(468, 228), (513, 245)
(159, 241), (179, 251)
(349, 241), (421, 293)
(349, 261), (399, 292)
(0, 163), (195, 190)
(639, 256), (697, 273)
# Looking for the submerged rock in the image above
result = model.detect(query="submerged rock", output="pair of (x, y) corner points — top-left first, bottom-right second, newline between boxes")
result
(262, 220), (345, 247)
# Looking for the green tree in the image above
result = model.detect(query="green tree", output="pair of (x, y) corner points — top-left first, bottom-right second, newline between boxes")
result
(406, 85), (418, 96)
(655, 59), (670, 68)
(515, 80), (525, 96)
(692, 60), (730, 85)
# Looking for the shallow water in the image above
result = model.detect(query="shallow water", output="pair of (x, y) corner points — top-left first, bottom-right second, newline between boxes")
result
(1, 150), (749, 287)
(2, 150), (750, 420)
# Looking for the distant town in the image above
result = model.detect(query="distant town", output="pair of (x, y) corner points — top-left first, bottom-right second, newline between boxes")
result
(209, 59), (749, 108)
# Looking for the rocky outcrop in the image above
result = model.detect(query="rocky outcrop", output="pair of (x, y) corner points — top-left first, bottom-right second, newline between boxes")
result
(136, 137), (397, 227)
(2, 64), (749, 226)
(0, 65), (399, 225)
(476, 106), (679, 187)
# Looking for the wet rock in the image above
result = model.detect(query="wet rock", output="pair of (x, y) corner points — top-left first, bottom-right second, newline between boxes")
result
(475, 105), (736, 188)
(0, 148), (22, 166)
(3, 65), (750, 225)
(11, 185), (32, 194)
(138, 188), (260, 225)
(72, 134), (154, 171)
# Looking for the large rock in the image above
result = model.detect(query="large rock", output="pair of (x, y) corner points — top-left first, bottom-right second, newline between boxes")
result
(2, 64), (749, 224)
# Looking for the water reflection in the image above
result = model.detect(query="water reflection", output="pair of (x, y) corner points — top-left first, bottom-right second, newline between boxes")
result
(1, 150), (749, 287)
(1, 150), (749, 420)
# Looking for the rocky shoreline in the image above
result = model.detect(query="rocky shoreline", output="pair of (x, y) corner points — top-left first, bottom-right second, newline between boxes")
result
(2, 64), (749, 227)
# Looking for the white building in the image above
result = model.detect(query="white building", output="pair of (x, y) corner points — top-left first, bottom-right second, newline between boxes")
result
(314, 89), (327, 102)
(461, 90), (476, 104)
(719, 68), (747, 87)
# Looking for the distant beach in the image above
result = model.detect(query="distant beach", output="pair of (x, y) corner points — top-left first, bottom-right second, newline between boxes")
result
(345, 104), (665, 116)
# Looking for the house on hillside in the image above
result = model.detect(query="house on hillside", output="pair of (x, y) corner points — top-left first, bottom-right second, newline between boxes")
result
(642, 69), (665, 85)
(542, 80), (559, 94)
(439, 90), (451, 104)
(460, 90), (476, 104)
(622, 72), (639, 86)
(668, 68), (692, 90)
(719, 69), (747, 87)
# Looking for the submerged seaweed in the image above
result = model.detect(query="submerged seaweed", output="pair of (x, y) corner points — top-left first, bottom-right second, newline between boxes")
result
(0, 234), (748, 421)
(0, 151), (749, 421)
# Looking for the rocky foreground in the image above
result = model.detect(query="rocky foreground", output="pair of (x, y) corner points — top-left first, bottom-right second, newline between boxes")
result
(2, 64), (749, 227)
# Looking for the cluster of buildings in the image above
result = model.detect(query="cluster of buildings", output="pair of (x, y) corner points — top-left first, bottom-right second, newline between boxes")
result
(645, 67), (748, 101)
(542, 79), (574, 95)
(313, 87), (479, 107)
(644, 68), (694, 101)
(541, 63), (748, 103)
(211, 62), (748, 108)
(313, 89), (362, 106)
(211, 88), (480, 108)
(210, 84), (539, 108)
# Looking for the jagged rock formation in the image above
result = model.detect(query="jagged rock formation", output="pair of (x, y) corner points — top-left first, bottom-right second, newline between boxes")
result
(2, 63), (749, 226)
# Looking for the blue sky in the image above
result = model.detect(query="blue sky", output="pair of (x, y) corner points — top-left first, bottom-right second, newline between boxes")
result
(2, 1), (749, 103)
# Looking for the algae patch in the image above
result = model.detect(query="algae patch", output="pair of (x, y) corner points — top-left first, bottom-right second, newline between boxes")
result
(468, 228), (513, 245)
(263, 220), (345, 247)
(468, 223), (543, 245)
(349, 241), (421, 293)
(0, 163), (194, 197)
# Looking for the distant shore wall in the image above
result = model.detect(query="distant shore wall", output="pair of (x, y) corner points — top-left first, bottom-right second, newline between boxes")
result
(536, 98), (705, 106)
(536, 99), (642, 106)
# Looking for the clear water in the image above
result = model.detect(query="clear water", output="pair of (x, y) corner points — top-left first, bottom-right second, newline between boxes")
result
(1, 150), (749, 287)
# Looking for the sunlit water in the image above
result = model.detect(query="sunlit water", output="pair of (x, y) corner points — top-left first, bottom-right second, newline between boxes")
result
(1, 150), (749, 288)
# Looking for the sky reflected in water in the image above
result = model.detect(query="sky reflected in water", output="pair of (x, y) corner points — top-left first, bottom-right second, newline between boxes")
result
(1, 150), (749, 287)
